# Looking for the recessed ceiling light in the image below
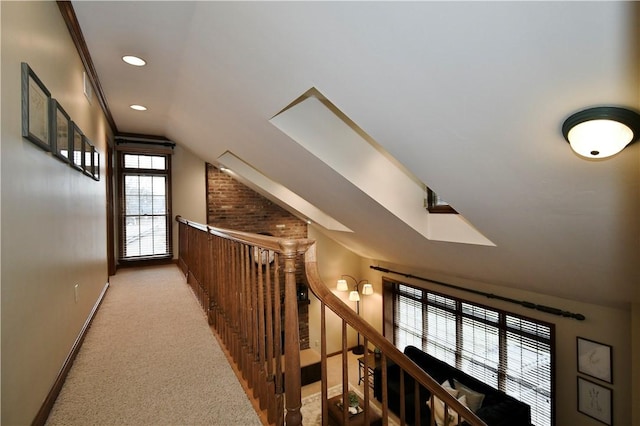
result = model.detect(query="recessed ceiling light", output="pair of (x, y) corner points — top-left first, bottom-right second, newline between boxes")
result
(122, 55), (146, 66)
(130, 104), (147, 111)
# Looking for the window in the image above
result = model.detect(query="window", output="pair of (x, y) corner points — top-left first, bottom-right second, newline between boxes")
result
(118, 153), (172, 260)
(426, 187), (457, 214)
(390, 281), (554, 426)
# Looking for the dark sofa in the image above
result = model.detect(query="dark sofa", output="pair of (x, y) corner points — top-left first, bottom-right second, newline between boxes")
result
(373, 346), (531, 426)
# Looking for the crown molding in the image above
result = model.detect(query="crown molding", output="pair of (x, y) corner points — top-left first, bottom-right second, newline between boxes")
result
(56, 1), (118, 133)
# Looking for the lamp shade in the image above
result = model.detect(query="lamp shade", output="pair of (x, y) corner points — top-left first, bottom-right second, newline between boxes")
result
(336, 279), (349, 292)
(361, 283), (373, 295)
(562, 107), (640, 159)
(349, 290), (360, 302)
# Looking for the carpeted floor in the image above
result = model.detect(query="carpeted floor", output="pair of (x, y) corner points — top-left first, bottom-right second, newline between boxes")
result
(46, 265), (262, 426)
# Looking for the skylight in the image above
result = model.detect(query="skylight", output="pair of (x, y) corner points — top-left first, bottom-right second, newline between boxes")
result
(270, 89), (494, 246)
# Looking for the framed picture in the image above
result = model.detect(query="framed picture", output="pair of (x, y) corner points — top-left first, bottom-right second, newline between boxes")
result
(82, 136), (94, 177)
(577, 337), (612, 383)
(21, 63), (51, 151)
(577, 377), (612, 425)
(70, 122), (84, 171)
(50, 99), (71, 163)
(92, 148), (100, 181)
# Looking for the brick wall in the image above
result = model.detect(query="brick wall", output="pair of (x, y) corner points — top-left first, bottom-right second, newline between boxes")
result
(206, 164), (310, 349)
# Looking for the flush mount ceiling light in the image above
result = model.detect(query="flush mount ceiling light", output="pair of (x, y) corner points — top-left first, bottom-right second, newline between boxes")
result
(562, 106), (640, 159)
(122, 55), (146, 66)
(129, 104), (147, 111)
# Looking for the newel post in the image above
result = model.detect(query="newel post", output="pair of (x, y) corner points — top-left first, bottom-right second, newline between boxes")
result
(280, 239), (309, 426)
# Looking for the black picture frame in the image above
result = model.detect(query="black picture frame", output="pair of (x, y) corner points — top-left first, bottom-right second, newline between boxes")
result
(82, 136), (94, 177)
(70, 122), (84, 171)
(21, 63), (51, 151)
(577, 377), (612, 425)
(50, 99), (71, 163)
(92, 148), (100, 181)
(577, 337), (613, 383)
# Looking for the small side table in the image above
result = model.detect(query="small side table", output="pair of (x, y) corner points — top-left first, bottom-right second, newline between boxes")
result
(357, 354), (382, 389)
(327, 394), (382, 426)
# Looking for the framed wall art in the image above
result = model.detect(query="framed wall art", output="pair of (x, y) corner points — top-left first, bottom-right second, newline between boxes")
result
(50, 99), (71, 163)
(577, 337), (612, 383)
(70, 122), (84, 171)
(577, 377), (612, 425)
(21, 63), (51, 151)
(92, 148), (100, 181)
(82, 136), (94, 177)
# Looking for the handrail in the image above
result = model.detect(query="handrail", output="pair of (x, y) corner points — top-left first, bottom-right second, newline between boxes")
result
(177, 216), (295, 252)
(176, 216), (486, 426)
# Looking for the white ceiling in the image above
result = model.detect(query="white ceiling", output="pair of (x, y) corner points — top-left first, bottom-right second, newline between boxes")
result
(72, 1), (639, 309)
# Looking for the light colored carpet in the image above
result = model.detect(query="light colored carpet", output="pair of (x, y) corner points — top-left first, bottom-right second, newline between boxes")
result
(46, 265), (262, 426)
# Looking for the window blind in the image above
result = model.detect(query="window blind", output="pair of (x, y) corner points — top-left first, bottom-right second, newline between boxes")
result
(426, 293), (457, 366)
(394, 285), (423, 350)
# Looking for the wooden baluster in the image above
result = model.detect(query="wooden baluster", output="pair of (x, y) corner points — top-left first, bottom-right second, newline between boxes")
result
(282, 241), (302, 426)
(236, 243), (243, 365)
(414, 380), (421, 426)
(381, 354), (388, 426)
(257, 247), (267, 409)
(239, 244), (250, 381)
(229, 241), (236, 360)
(227, 240), (234, 350)
(209, 233), (214, 325)
(238, 243), (246, 367)
(248, 244), (256, 386)
(213, 236), (221, 329)
(237, 243), (245, 376)
(233, 242), (241, 365)
(399, 367), (406, 424)
(223, 239), (231, 348)
(320, 302), (328, 426)
(251, 245), (260, 399)
(273, 253), (284, 426)
(363, 336), (370, 426)
(265, 251), (277, 423)
(341, 319), (348, 426)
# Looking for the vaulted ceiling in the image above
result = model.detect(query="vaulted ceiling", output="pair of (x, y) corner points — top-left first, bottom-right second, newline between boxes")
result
(71, 1), (639, 308)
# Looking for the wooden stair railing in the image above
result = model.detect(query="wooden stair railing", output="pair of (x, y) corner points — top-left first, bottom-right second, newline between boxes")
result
(176, 216), (486, 426)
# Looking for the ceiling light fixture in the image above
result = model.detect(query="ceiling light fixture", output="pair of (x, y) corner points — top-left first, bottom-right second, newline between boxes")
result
(562, 106), (640, 159)
(122, 55), (146, 66)
(130, 104), (147, 111)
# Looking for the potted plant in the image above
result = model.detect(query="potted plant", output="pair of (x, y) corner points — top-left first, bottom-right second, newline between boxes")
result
(348, 391), (359, 408)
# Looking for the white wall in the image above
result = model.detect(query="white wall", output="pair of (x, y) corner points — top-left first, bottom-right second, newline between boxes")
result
(171, 143), (207, 258)
(1, 2), (111, 424)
